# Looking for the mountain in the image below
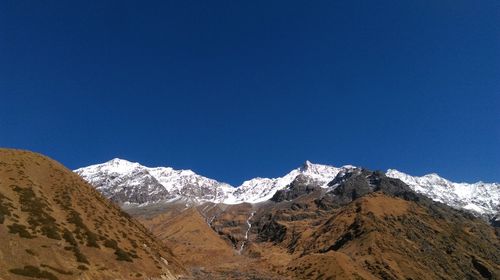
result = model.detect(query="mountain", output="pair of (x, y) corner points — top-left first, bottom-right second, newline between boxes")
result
(74, 159), (234, 204)
(386, 169), (500, 222)
(0, 149), (184, 280)
(128, 203), (283, 279)
(74, 159), (355, 205)
(73, 158), (500, 278)
(75, 159), (499, 221)
(228, 161), (356, 203)
(268, 170), (500, 279)
(129, 168), (500, 279)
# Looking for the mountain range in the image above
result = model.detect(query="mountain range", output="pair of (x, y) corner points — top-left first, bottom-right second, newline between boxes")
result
(1, 150), (499, 279)
(75, 159), (499, 223)
(127, 162), (500, 279)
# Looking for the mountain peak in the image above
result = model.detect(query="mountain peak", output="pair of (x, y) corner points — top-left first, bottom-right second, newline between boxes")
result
(82, 158), (143, 175)
(386, 168), (499, 218)
(423, 173), (445, 180)
(74, 160), (499, 221)
(300, 160), (314, 171)
(105, 158), (141, 167)
(298, 160), (341, 173)
(107, 157), (132, 164)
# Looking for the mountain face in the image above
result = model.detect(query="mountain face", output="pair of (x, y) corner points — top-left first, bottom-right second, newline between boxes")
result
(386, 169), (500, 222)
(0, 149), (184, 280)
(260, 170), (500, 279)
(228, 161), (355, 203)
(74, 159), (355, 205)
(74, 159), (234, 204)
(75, 159), (499, 221)
(73, 158), (500, 279)
(131, 168), (500, 279)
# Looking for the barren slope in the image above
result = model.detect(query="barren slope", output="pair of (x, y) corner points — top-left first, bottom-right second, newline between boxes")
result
(0, 149), (185, 280)
(127, 169), (500, 279)
(131, 202), (285, 279)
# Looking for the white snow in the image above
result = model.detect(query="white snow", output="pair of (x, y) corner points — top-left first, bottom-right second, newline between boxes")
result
(238, 212), (255, 254)
(75, 159), (499, 219)
(75, 159), (353, 205)
(386, 169), (499, 217)
(226, 162), (355, 204)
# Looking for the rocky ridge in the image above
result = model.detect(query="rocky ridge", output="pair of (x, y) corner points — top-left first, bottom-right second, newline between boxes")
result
(75, 159), (499, 221)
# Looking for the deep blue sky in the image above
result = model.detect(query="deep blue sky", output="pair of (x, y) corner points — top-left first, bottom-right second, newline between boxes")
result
(1, 1), (499, 185)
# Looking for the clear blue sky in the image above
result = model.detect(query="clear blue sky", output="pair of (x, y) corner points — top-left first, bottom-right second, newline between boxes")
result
(1, 1), (499, 185)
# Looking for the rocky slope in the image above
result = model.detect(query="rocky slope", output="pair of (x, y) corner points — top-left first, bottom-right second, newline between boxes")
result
(128, 168), (500, 279)
(129, 202), (285, 280)
(267, 170), (500, 279)
(74, 159), (354, 205)
(74, 159), (234, 204)
(76, 159), (499, 220)
(386, 169), (500, 222)
(0, 149), (184, 280)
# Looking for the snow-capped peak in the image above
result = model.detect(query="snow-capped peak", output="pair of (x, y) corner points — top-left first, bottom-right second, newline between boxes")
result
(75, 159), (355, 205)
(75, 160), (499, 221)
(74, 159), (233, 204)
(78, 158), (142, 174)
(300, 160), (314, 171)
(226, 162), (356, 204)
(386, 169), (499, 218)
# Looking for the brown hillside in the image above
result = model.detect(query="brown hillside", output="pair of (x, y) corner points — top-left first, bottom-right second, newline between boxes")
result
(131, 202), (285, 279)
(126, 170), (500, 279)
(284, 193), (500, 279)
(139, 206), (236, 267)
(0, 149), (185, 280)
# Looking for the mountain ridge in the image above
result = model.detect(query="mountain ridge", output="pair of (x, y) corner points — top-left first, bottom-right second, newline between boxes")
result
(75, 158), (499, 222)
(132, 166), (500, 279)
(74, 159), (355, 205)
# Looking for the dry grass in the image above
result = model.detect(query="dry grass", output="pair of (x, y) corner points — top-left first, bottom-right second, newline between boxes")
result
(0, 148), (184, 280)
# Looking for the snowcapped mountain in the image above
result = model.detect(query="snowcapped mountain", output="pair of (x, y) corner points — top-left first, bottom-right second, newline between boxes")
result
(74, 159), (354, 205)
(228, 161), (356, 203)
(74, 158), (234, 204)
(75, 159), (499, 221)
(386, 169), (499, 219)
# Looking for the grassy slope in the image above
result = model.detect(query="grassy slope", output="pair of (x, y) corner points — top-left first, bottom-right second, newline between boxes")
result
(0, 148), (184, 280)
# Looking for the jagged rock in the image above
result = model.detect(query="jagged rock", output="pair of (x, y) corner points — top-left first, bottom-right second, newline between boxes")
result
(75, 159), (499, 222)
(271, 174), (322, 202)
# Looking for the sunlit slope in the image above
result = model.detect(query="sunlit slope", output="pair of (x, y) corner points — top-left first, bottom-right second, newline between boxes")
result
(0, 149), (184, 280)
